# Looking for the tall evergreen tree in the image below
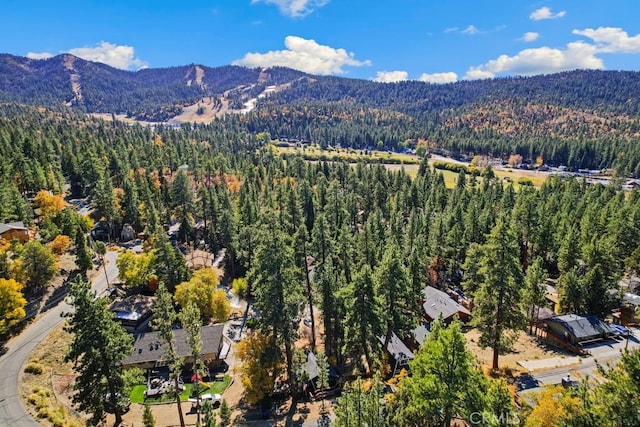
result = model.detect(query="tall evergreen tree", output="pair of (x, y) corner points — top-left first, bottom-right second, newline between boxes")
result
(64, 277), (132, 426)
(152, 283), (186, 427)
(75, 228), (93, 274)
(375, 243), (417, 351)
(389, 318), (488, 427)
(473, 218), (525, 371)
(248, 212), (303, 383)
(341, 265), (382, 371)
(521, 257), (548, 334)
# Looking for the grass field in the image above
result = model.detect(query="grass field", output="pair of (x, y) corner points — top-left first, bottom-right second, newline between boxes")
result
(276, 144), (550, 189)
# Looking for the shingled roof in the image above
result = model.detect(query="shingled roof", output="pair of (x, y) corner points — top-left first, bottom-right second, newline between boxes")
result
(123, 324), (225, 367)
(421, 286), (471, 322)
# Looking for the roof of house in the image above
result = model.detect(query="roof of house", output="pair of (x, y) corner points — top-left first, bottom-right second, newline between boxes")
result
(546, 314), (615, 339)
(109, 295), (155, 322)
(0, 221), (27, 234)
(421, 286), (471, 321)
(378, 331), (414, 362)
(123, 324), (225, 366)
(411, 323), (431, 347)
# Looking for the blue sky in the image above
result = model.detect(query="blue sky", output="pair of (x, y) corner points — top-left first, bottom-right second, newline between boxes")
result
(2, 0), (640, 82)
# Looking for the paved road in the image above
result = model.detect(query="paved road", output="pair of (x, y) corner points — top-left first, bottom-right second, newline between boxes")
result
(0, 250), (119, 427)
(518, 327), (640, 397)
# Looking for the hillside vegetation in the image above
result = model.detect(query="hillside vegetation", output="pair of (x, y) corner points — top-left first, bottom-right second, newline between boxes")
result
(2, 54), (640, 172)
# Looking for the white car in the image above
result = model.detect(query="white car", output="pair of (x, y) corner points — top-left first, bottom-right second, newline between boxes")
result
(189, 393), (222, 405)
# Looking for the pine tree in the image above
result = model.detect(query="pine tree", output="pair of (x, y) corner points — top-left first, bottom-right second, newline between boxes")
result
(374, 243), (417, 351)
(64, 276), (133, 426)
(152, 283), (186, 427)
(180, 301), (203, 424)
(389, 318), (487, 427)
(521, 257), (548, 334)
(473, 218), (525, 371)
(74, 228), (92, 274)
(143, 403), (155, 427)
(248, 212), (303, 384)
(341, 265), (382, 371)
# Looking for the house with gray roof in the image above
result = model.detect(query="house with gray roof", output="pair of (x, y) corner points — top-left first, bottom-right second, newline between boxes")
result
(123, 324), (225, 370)
(378, 331), (414, 376)
(544, 314), (615, 345)
(421, 286), (471, 324)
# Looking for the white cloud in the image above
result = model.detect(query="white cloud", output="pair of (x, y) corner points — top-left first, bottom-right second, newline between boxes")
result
(233, 36), (371, 75)
(418, 72), (458, 84)
(26, 51), (54, 60)
(67, 42), (147, 70)
(373, 71), (409, 83)
(251, 0), (329, 18)
(573, 27), (640, 53)
(464, 41), (603, 79)
(444, 27), (459, 34)
(462, 25), (479, 35)
(522, 32), (539, 42)
(530, 6), (566, 21)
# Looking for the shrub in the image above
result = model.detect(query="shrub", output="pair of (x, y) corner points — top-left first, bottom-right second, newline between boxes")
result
(25, 362), (44, 375)
(517, 177), (534, 186)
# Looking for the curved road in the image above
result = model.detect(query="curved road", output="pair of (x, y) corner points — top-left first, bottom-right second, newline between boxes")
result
(0, 250), (119, 426)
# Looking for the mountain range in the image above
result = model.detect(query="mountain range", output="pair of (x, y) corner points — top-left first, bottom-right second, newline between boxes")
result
(2, 53), (640, 172)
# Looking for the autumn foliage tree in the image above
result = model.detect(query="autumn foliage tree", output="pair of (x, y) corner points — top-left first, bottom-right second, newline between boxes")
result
(174, 267), (229, 321)
(235, 332), (281, 405)
(0, 278), (27, 335)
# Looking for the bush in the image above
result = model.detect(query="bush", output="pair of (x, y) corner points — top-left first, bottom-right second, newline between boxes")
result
(232, 277), (248, 298)
(25, 362), (44, 375)
(517, 177), (534, 186)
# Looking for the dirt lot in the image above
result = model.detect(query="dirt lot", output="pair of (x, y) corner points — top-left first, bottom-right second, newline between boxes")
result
(464, 327), (562, 373)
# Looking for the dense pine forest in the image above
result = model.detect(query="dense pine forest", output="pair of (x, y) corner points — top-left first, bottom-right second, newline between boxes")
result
(2, 101), (640, 424)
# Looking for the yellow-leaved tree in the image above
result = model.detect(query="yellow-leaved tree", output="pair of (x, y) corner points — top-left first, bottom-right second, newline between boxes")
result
(33, 190), (65, 217)
(0, 278), (27, 334)
(175, 267), (229, 322)
(235, 332), (281, 405)
(525, 385), (584, 427)
(116, 250), (155, 289)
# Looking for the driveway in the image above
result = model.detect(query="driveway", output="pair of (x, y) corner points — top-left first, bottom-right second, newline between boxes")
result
(0, 250), (119, 426)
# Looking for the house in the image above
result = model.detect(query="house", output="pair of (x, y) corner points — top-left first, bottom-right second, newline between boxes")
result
(0, 221), (29, 243)
(122, 324), (225, 370)
(544, 314), (615, 345)
(378, 331), (414, 376)
(421, 286), (471, 324)
(109, 295), (155, 333)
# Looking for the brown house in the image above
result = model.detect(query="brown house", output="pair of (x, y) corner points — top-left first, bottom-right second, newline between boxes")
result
(0, 221), (29, 243)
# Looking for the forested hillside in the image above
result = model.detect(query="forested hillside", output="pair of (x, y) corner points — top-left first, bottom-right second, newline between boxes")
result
(2, 53), (640, 172)
(0, 54), (306, 121)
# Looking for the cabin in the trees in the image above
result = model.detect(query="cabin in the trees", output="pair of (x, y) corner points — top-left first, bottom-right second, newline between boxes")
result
(0, 221), (29, 243)
(544, 314), (615, 345)
(122, 324), (226, 370)
(378, 331), (414, 376)
(421, 286), (471, 324)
